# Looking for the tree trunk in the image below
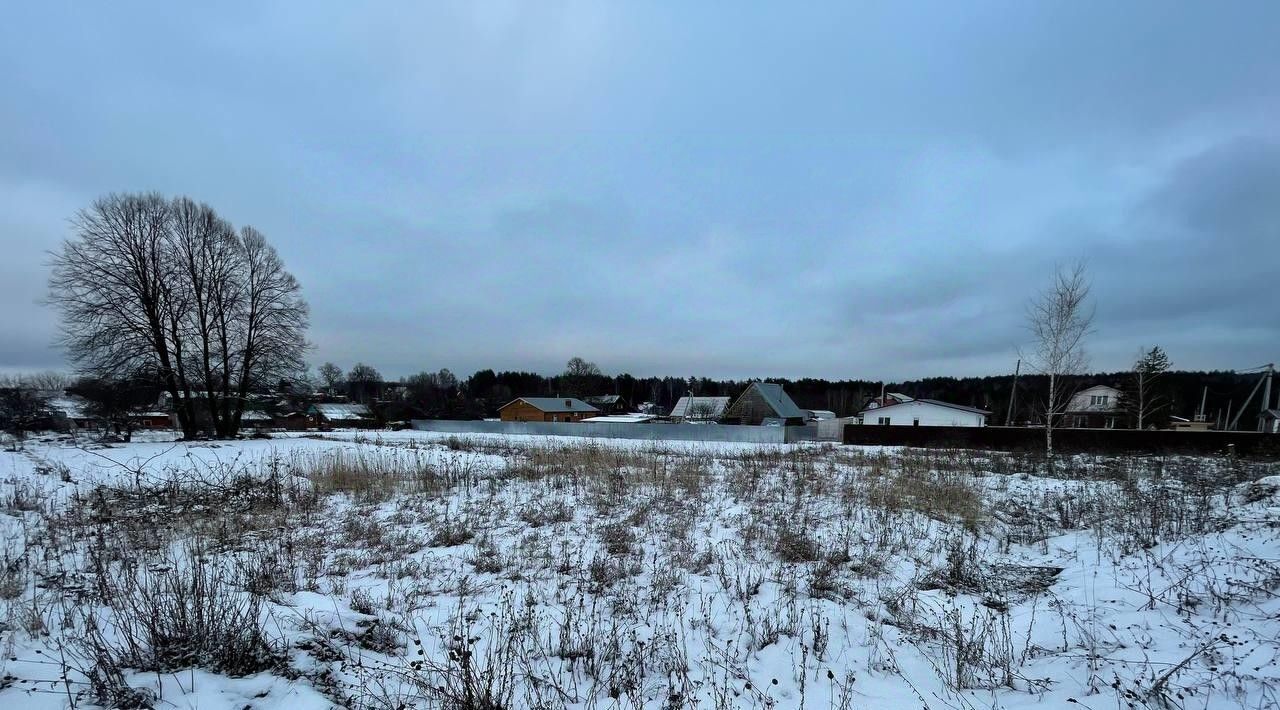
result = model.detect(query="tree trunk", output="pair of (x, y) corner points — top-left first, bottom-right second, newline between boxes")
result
(1045, 372), (1056, 462)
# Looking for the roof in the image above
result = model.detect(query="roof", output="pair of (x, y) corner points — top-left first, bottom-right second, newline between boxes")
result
(917, 399), (991, 415)
(1077, 384), (1122, 394)
(807, 410), (837, 420)
(669, 396), (730, 418)
(309, 403), (373, 420)
(584, 394), (623, 405)
(743, 382), (808, 420)
(862, 393), (914, 410)
(48, 396), (91, 419)
(858, 398), (991, 417)
(500, 397), (599, 413)
(240, 410), (273, 421)
(581, 414), (656, 423)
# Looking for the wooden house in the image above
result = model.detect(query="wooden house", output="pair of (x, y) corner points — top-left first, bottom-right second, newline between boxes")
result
(498, 397), (599, 422)
(583, 395), (632, 415)
(724, 383), (808, 426)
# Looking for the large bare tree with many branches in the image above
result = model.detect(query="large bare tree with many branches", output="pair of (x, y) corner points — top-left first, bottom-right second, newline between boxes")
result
(48, 192), (308, 439)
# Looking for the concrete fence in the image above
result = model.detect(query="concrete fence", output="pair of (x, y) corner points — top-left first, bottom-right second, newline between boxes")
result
(410, 419), (820, 444)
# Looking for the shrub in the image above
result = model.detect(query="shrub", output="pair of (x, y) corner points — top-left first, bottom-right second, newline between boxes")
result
(77, 547), (287, 705)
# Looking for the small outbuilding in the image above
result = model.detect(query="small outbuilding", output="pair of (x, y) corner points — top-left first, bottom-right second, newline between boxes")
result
(130, 410), (174, 430)
(274, 411), (312, 431)
(308, 403), (377, 429)
(498, 397), (599, 422)
(239, 410), (274, 431)
(583, 395), (633, 415)
(668, 396), (731, 422)
(48, 396), (96, 430)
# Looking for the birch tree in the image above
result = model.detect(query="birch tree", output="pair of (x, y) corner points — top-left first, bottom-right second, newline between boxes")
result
(1022, 262), (1094, 460)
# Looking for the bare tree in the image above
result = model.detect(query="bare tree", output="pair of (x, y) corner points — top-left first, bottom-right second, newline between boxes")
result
(0, 375), (52, 450)
(319, 363), (344, 394)
(68, 374), (163, 441)
(22, 371), (73, 392)
(47, 192), (308, 439)
(561, 357), (602, 398)
(346, 363), (383, 404)
(685, 399), (719, 422)
(1021, 262), (1094, 460)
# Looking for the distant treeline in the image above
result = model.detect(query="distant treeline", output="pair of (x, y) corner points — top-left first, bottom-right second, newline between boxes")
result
(435, 368), (1266, 426)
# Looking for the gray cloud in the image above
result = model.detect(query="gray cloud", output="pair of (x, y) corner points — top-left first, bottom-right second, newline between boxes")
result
(2, 3), (1278, 380)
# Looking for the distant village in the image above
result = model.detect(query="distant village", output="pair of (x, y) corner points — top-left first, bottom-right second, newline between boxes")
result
(30, 367), (1280, 439)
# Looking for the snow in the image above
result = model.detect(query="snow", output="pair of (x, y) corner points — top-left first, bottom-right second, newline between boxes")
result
(1, 431), (1278, 708)
(47, 396), (90, 419)
(580, 414), (657, 423)
(308, 403), (371, 420)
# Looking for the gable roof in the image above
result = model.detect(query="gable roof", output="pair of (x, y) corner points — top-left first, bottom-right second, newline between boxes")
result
(500, 397), (599, 413)
(858, 398), (991, 416)
(669, 396), (731, 418)
(916, 398), (991, 416)
(48, 396), (91, 419)
(741, 382), (808, 420)
(309, 403), (373, 420)
(584, 394), (624, 405)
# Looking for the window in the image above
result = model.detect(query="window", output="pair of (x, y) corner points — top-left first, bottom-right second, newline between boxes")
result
(878, 416), (890, 425)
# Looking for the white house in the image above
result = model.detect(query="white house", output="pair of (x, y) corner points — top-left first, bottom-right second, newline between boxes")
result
(1063, 384), (1122, 428)
(856, 398), (989, 427)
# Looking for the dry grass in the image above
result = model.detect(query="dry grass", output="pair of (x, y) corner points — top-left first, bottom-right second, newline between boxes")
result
(2, 436), (1275, 709)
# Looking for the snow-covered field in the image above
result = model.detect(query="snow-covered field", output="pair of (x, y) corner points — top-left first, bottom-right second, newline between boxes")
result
(1, 430), (1278, 709)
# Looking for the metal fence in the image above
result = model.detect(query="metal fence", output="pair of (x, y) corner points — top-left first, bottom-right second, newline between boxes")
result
(842, 424), (1280, 456)
(410, 419), (820, 444)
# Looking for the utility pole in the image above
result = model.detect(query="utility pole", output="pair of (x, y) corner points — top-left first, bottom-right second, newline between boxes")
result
(1006, 358), (1021, 427)
(1259, 364), (1274, 432)
(1228, 365), (1272, 431)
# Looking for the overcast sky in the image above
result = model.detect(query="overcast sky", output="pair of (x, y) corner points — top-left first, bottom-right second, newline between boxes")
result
(2, 2), (1278, 381)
